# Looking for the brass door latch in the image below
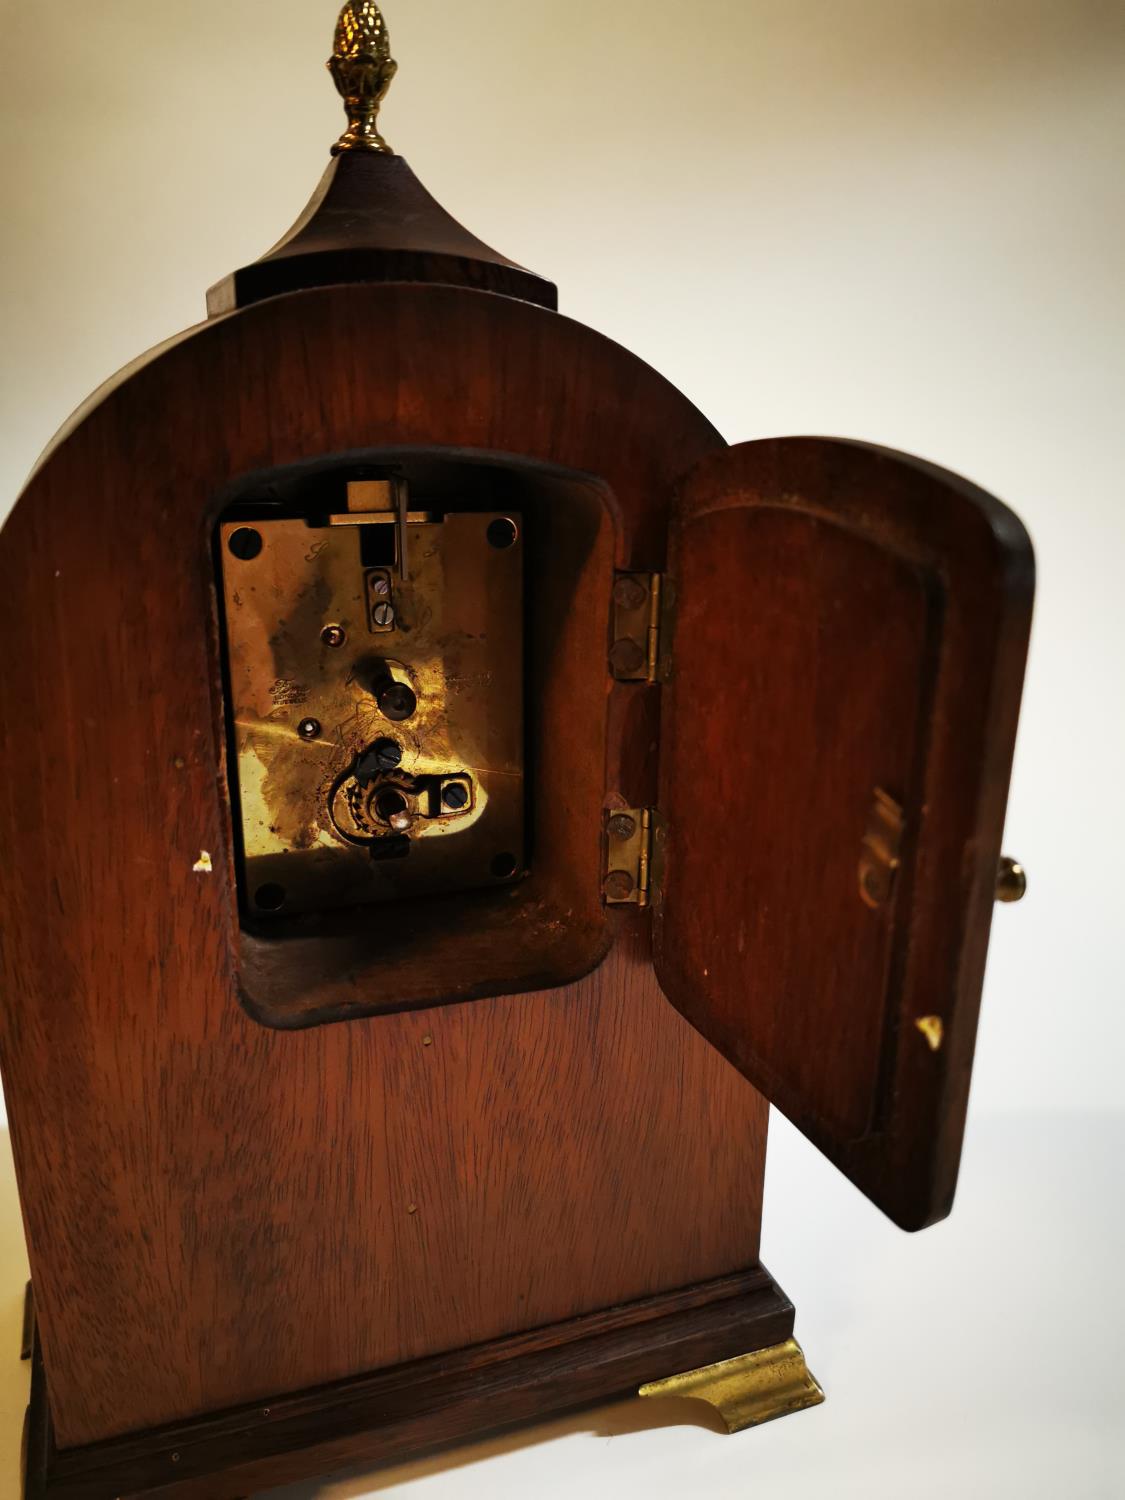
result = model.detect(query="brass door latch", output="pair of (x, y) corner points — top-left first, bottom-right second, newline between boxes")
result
(859, 795), (1027, 908)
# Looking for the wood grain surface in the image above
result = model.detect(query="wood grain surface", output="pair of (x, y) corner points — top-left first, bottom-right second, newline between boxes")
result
(206, 152), (558, 317)
(655, 438), (1033, 1231)
(24, 1268), (795, 1499)
(0, 284), (769, 1448)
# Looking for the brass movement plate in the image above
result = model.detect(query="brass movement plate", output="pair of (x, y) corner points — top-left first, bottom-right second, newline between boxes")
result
(638, 1337), (824, 1433)
(219, 506), (524, 916)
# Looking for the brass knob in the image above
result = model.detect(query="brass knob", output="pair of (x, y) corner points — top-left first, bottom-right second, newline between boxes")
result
(995, 857), (1027, 903)
(329, 1), (398, 156)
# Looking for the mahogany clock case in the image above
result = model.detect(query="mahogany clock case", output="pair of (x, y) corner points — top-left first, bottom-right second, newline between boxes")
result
(0, 284), (778, 1495)
(0, 273), (1034, 1498)
(0, 96), (1033, 1500)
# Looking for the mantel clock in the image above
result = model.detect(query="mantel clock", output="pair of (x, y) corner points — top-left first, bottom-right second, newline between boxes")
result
(0, 7), (1032, 1497)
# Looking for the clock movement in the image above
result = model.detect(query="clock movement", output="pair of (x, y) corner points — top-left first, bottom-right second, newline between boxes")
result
(0, 6), (1032, 1497)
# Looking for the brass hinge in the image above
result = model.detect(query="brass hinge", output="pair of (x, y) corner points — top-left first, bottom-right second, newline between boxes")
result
(610, 573), (668, 682)
(603, 808), (657, 907)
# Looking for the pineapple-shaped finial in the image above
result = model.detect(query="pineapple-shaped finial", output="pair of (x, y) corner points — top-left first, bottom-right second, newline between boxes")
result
(328, 1), (398, 155)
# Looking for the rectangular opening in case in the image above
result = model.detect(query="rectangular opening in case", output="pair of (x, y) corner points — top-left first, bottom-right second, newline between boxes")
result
(215, 450), (617, 1028)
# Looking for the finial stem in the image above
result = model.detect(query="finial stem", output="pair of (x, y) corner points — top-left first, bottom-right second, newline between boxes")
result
(328, 2), (397, 156)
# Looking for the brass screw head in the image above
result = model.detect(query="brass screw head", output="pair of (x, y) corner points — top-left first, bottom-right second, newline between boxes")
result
(614, 577), (649, 611)
(609, 638), (647, 676)
(355, 739), (403, 781)
(604, 870), (635, 902)
(608, 813), (637, 841)
(372, 738), (403, 771)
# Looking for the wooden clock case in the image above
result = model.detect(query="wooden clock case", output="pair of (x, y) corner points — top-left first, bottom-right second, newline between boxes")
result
(0, 44), (1033, 1500)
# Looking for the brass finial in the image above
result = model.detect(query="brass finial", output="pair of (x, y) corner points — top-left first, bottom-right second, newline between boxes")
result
(328, 1), (398, 156)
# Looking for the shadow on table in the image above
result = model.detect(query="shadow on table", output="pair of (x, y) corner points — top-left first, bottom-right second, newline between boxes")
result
(262, 1393), (725, 1500)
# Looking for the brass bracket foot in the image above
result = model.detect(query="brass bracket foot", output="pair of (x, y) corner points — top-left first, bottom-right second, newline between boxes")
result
(638, 1337), (824, 1433)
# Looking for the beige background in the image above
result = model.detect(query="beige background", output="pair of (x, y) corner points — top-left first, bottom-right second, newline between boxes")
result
(2, 1), (1124, 1496)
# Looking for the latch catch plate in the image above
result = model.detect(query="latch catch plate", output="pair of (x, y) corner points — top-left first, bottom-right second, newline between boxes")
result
(858, 788), (905, 909)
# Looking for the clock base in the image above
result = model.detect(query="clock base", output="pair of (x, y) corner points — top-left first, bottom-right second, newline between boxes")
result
(22, 1265), (803, 1499)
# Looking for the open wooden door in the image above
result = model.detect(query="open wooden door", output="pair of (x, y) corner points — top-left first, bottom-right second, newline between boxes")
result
(652, 438), (1033, 1230)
